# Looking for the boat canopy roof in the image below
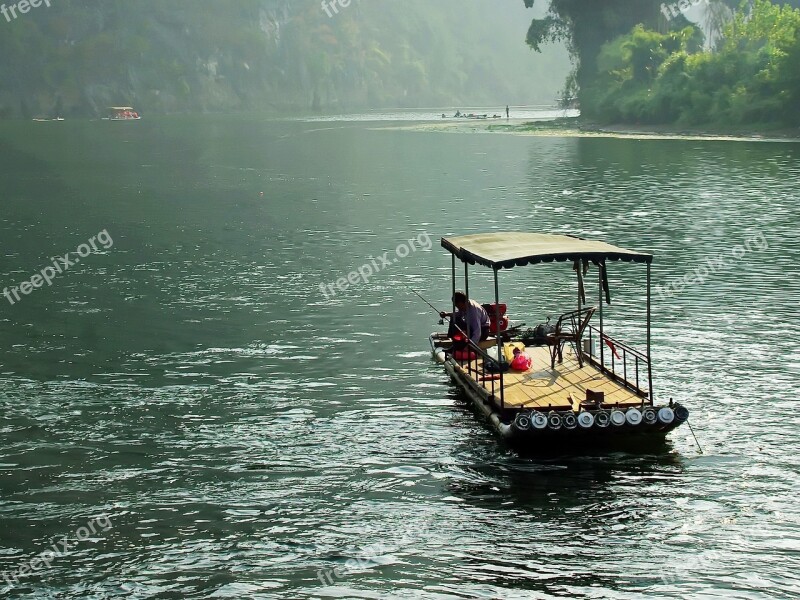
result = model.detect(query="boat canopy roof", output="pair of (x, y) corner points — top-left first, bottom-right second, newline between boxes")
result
(441, 232), (652, 269)
(108, 106), (134, 110)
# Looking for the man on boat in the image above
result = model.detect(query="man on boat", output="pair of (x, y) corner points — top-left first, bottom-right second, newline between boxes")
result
(440, 291), (490, 345)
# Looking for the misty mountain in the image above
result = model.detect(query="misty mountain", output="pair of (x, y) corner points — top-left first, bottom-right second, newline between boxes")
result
(0, 0), (570, 118)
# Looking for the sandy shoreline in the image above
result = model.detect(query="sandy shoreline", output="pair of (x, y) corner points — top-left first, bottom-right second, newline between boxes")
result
(383, 117), (800, 143)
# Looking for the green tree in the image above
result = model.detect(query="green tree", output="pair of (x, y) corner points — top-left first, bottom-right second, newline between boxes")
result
(523, 0), (664, 109)
(585, 0), (800, 126)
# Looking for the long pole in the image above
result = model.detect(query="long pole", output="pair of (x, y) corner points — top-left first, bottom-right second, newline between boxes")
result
(687, 418), (704, 454)
(647, 262), (653, 400)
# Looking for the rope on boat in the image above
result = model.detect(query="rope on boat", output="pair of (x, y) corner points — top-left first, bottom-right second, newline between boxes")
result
(686, 419), (704, 454)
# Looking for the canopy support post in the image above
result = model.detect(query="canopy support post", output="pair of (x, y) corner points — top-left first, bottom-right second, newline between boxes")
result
(576, 262), (584, 361)
(464, 262), (470, 342)
(451, 254), (456, 315)
(494, 267), (504, 409)
(647, 262), (653, 401)
(598, 263), (604, 369)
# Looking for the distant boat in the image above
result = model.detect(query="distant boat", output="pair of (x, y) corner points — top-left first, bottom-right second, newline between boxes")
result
(104, 106), (141, 121)
(32, 117), (65, 122)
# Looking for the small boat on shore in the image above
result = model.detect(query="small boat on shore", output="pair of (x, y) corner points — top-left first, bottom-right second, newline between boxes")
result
(443, 111), (503, 120)
(429, 232), (689, 450)
(104, 106), (141, 121)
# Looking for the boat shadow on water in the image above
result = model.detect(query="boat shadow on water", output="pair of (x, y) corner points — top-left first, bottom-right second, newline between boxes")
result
(438, 392), (689, 595)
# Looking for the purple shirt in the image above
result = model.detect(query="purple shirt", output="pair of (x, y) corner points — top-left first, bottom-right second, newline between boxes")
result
(456, 300), (490, 344)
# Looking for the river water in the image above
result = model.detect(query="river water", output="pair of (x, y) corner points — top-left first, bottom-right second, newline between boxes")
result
(0, 113), (798, 598)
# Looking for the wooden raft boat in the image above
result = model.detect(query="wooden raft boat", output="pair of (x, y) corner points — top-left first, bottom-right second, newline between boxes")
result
(429, 232), (689, 449)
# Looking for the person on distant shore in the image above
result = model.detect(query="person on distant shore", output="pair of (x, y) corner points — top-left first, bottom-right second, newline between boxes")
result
(440, 291), (490, 345)
(506, 105), (510, 119)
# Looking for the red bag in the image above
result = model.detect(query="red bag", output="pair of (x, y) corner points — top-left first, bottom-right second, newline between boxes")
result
(453, 349), (477, 361)
(510, 349), (532, 371)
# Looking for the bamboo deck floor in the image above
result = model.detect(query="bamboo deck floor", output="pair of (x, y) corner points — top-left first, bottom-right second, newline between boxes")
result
(454, 345), (645, 411)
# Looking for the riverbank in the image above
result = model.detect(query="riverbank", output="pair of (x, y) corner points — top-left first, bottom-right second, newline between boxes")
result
(399, 116), (800, 143)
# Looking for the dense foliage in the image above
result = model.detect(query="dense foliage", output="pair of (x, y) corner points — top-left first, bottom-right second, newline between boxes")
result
(0, 0), (568, 118)
(524, 0), (800, 127)
(522, 0), (664, 102)
(587, 0), (800, 126)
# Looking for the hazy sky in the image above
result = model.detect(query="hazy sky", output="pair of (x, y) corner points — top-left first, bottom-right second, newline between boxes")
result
(437, 0), (572, 104)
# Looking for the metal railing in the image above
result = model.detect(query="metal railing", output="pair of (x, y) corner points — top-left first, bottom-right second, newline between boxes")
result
(585, 325), (652, 399)
(449, 337), (506, 409)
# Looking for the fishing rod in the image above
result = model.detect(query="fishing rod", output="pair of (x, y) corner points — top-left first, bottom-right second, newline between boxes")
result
(407, 287), (484, 357)
(407, 287), (449, 325)
(407, 286), (524, 341)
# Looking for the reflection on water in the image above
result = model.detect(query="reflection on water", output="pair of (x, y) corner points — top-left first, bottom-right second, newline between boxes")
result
(0, 116), (798, 598)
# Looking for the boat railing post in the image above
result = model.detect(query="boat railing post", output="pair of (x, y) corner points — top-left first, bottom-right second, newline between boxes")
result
(489, 355), (494, 399)
(623, 348), (627, 386)
(611, 342), (615, 375)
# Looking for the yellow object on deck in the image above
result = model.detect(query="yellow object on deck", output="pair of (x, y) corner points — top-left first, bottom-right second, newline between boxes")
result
(503, 342), (526, 363)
